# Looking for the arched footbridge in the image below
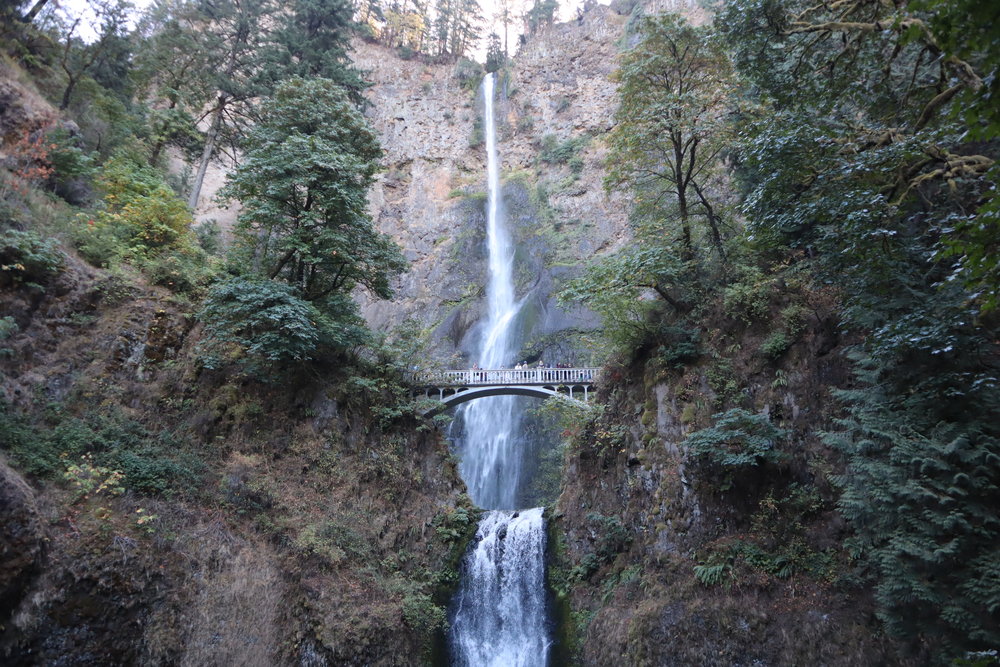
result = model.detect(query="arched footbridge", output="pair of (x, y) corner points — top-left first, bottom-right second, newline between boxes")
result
(411, 367), (600, 417)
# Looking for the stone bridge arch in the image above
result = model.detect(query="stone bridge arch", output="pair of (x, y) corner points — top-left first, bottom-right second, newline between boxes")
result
(421, 385), (589, 418)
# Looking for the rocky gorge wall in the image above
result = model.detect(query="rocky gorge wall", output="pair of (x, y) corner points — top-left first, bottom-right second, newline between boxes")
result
(545, 287), (916, 664)
(354, 3), (634, 365)
(0, 245), (473, 665)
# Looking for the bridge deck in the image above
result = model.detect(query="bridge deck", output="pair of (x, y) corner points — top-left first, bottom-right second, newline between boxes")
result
(412, 367), (598, 388)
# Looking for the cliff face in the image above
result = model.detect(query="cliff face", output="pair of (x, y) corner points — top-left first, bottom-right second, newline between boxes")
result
(355, 4), (633, 364)
(0, 246), (471, 665)
(548, 292), (912, 664)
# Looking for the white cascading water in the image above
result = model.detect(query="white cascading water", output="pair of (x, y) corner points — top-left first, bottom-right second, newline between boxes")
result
(457, 71), (523, 512)
(449, 73), (551, 666)
(449, 508), (550, 666)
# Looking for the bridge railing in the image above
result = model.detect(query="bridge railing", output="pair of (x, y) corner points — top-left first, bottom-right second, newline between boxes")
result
(410, 367), (599, 387)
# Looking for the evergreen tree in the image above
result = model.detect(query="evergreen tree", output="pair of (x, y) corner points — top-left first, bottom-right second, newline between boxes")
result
(220, 78), (406, 319)
(721, 0), (1000, 657)
(435, 0), (480, 59)
(263, 0), (368, 105)
(432, 0), (453, 55)
(185, 0), (276, 209)
(524, 0), (556, 35)
(484, 31), (503, 73)
(132, 0), (216, 164)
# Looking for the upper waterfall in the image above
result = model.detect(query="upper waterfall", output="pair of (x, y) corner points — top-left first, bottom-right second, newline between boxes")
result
(455, 73), (525, 511)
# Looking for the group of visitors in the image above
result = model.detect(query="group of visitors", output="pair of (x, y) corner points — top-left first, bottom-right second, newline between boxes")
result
(466, 361), (585, 383)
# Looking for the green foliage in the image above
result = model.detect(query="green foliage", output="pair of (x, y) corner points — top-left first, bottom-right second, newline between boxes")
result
(222, 77), (405, 308)
(140, 244), (215, 294)
(0, 403), (204, 496)
(0, 228), (64, 287)
(586, 512), (631, 563)
(63, 455), (125, 503)
(722, 264), (772, 324)
(695, 538), (833, 587)
(693, 561), (730, 587)
(558, 244), (692, 355)
(43, 125), (96, 200)
(401, 591), (448, 635)
(198, 278), (362, 369)
(607, 13), (733, 265)
(524, 0), (558, 33)
(432, 505), (474, 543)
(654, 324), (701, 368)
(73, 149), (212, 293)
(684, 409), (787, 489)
(261, 0), (369, 104)
(0, 316), (16, 340)
(539, 133), (588, 168)
(194, 220), (223, 255)
(828, 360), (1000, 659)
(469, 116), (484, 148)
(453, 56), (483, 92)
(295, 513), (373, 567)
(0, 404), (60, 477)
(111, 442), (204, 496)
(720, 1), (1000, 654)
(484, 32), (504, 73)
(759, 331), (791, 359)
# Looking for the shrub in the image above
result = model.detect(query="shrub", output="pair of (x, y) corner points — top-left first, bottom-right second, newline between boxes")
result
(760, 330), (791, 359)
(295, 518), (370, 566)
(0, 229), (64, 287)
(454, 57), (483, 92)
(63, 454), (125, 503)
(539, 133), (588, 166)
(0, 404), (63, 477)
(693, 561), (730, 586)
(0, 316), (16, 356)
(655, 324), (701, 368)
(141, 245), (216, 295)
(44, 125), (96, 204)
(194, 220), (223, 255)
(74, 149), (196, 268)
(198, 278), (337, 369)
(587, 512), (631, 562)
(469, 117), (484, 147)
(402, 592), (447, 636)
(722, 265), (772, 324)
(683, 409), (788, 490)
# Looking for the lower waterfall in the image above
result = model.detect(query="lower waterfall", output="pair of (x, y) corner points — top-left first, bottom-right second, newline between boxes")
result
(448, 508), (551, 666)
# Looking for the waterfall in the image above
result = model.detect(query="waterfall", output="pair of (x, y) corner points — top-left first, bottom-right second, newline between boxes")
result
(448, 73), (552, 666)
(449, 509), (550, 667)
(456, 72), (523, 511)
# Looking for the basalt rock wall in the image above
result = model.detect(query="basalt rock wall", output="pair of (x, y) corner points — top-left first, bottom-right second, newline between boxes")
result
(355, 3), (633, 364)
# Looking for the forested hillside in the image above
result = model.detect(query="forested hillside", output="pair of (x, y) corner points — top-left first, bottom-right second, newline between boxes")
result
(552, 1), (1000, 663)
(0, 0), (997, 664)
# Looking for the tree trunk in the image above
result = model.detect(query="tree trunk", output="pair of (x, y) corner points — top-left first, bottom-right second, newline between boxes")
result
(21, 0), (49, 22)
(677, 189), (693, 262)
(59, 75), (77, 110)
(187, 98), (225, 210)
(692, 180), (726, 264)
